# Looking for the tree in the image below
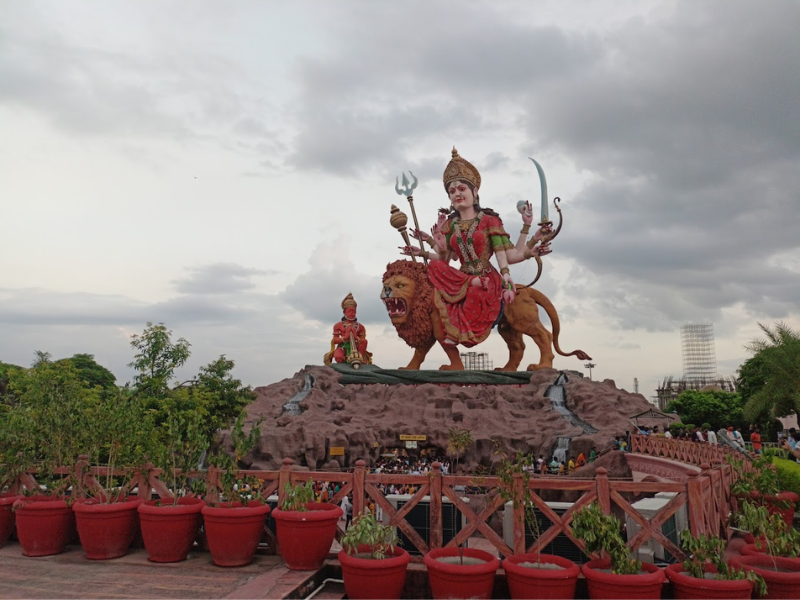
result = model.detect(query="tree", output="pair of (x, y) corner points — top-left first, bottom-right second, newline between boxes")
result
(666, 389), (746, 432)
(129, 322), (191, 397)
(447, 426), (474, 474)
(56, 354), (117, 392)
(740, 322), (800, 428)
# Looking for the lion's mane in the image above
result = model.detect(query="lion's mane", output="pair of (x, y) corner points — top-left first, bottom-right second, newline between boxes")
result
(383, 259), (436, 350)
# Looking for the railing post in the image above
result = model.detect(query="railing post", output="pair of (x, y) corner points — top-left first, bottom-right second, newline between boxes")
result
(513, 472), (526, 554)
(136, 463), (153, 500)
(595, 467), (611, 514)
(430, 462), (443, 550)
(687, 472), (705, 536)
(353, 460), (366, 516)
(277, 457), (295, 508)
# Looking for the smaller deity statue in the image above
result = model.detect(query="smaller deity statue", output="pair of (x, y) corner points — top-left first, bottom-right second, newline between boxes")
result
(324, 293), (373, 367)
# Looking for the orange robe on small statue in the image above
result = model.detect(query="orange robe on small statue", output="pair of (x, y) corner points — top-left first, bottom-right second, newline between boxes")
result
(323, 293), (372, 365)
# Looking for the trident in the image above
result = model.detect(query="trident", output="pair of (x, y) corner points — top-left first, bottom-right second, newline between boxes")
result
(394, 171), (427, 266)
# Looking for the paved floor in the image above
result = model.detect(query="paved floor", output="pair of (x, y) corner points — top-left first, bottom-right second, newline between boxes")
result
(0, 543), (316, 599)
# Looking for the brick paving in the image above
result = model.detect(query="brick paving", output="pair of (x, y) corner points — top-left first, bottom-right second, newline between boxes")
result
(0, 543), (315, 599)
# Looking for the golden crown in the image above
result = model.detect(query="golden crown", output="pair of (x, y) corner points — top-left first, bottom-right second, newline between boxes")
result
(341, 293), (357, 310)
(443, 147), (481, 190)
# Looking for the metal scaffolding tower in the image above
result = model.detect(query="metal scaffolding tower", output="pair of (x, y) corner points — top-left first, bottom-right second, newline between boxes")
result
(681, 323), (717, 382)
(460, 351), (493, 371)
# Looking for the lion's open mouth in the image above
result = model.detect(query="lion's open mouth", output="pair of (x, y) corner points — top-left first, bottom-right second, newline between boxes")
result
(383, 297), (407, 318)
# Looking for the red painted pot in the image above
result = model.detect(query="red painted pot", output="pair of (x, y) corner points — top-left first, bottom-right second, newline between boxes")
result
(138, 497), (205, 563)
(202, 500), (271, 567)
(0, 494), (21, 548)
(423, 547), (500, 600)
(749, 491), (798, 527)
(665, 562), (753, 599)
(13, 495), (73, 557)
(741, 542), (766, 556)
(338, 544), (411, 600)
(502, 553), (580, 600)
(731, 554), (800, 599)
(271, 502), (342, 570)
(73, 497), (144, 560)
(581, 558), (664, 599)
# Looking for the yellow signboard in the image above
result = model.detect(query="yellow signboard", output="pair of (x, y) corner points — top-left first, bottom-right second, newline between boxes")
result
(329, 446), (345, 456)
(399, 434), (426, 442)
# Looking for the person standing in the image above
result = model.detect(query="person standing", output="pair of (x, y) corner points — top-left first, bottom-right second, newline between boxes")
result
(345, 497), (354, 530)
(750, 425), (762, 454)
(706, 428), (718, 445)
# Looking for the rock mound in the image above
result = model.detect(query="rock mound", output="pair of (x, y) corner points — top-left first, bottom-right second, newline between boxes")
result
(225, 365), (655, 472)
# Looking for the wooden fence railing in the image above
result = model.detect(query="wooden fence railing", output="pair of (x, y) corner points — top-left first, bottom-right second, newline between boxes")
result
(7, 438), (751, 563)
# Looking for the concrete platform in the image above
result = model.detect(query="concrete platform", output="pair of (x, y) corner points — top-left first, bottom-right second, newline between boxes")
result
(0, 543), (316, 599)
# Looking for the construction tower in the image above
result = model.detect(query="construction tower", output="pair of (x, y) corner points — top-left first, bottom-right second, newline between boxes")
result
(681, 323), (717, 382)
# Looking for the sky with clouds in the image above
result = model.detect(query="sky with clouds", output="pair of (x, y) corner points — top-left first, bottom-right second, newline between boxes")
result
(2, 0), (799, 398)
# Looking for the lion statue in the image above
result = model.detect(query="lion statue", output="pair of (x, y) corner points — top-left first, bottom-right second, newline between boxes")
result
(381, 259), (591, 371)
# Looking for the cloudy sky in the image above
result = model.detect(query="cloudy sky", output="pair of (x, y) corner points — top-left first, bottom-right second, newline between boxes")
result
(2, 1), (799, 398)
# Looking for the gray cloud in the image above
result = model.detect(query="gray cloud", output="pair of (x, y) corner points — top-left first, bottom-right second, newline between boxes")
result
(173, 263), (274, 295)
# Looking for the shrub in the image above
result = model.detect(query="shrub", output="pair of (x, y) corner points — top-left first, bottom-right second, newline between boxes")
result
(774, 457), (800, 496)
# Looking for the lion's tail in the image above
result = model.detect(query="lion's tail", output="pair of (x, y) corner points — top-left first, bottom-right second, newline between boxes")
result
(517, 286), (592, 361)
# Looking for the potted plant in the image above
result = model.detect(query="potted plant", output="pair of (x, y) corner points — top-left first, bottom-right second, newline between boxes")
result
(202, 413), (270, 567)
(729, 455), (798, 526)
(571, 502), (665, 599)
(731, 500), (800, 599)
(665, 530), (763, 599)
(338, 511), (410, 600)
(423, 546), (500, 600)
(495, 448), (580, 600)
(0, 409), (34, 547)
(271, 478), (343, 570)
(138, 409), (209, 562)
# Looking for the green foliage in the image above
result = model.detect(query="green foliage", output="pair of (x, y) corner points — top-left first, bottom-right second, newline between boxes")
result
(667, 390), (746, 433)
(741, 322), (800, 426)
(341, 512), (400, 559)
(149, 407), (209, 505)
(447, 426), (473, 474)
(492, 443), (542, 554)
(281, 479), (315, 511)
(208, 412), (263, 506)
(728, 455), (781, 497)
(129, 322), (191, 397)
(680, 530), (765, 595)
(735, 501), (800, 558)
(571, 502), (642, 575)
(56, 354), (116, 392)
(773, 457), (800, 497)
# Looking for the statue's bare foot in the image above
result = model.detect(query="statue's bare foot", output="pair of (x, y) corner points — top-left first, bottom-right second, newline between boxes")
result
(439, 364), (463, 371)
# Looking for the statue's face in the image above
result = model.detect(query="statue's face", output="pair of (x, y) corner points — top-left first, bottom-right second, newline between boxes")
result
(447, 180), (476, 209)
(343, 306), (357, 320)
(381, 273), (416, 325)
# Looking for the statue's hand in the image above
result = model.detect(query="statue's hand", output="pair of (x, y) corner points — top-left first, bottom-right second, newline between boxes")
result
(502, 274), (516, 303)
(536, 242), (552, 257)
(533, 222), (553, 242)
(432, 214), (447, 250)
(522, 201), (533, 226)
(399, 245), (424, 258)
(410, 228), (431, 243)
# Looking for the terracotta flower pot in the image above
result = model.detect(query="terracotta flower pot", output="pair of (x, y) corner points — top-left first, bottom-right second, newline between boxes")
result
(502, 553), (580, 600)
(0, 494), (21, 548)
(13, 495), (73, 557)
(581, 558), (664, 600)
(138, 497), (205, 563)
(731, 554), (800, 599)
(202, 500), (271, 567)
(665, 562), (753, 599)
(749, 491), (799, 527)
(73, 497), (144, 560)
(423, 547), (500, 600)
(338, 544), (411, 600)
(741, 542), (766, 556)
(271, 502), (342, 570)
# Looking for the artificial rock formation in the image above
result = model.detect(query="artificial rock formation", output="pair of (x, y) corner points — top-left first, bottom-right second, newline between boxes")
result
(226, 365), (655, 473)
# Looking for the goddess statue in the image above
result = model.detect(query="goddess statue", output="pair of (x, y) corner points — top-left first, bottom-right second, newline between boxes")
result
(400, 148), (551, 349)
(324, 293), (372, 366)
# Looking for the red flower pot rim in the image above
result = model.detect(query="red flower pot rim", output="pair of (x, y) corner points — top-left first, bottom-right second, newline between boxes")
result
(423, 547), (501, 575)
(338, 544), (411, 567)
(731, 554), (800, 582)
(0, 494), (21, 507)
(13, 495), (70, 510)
(203, 499), (270, 510)
(665, 562), (753, 591)
(271, 501), (343, 521)
(138, 497), (205, 513)
(503, 552), (580, 580)
(72, 497), (144, 513)
(581, 557), (665, 582)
